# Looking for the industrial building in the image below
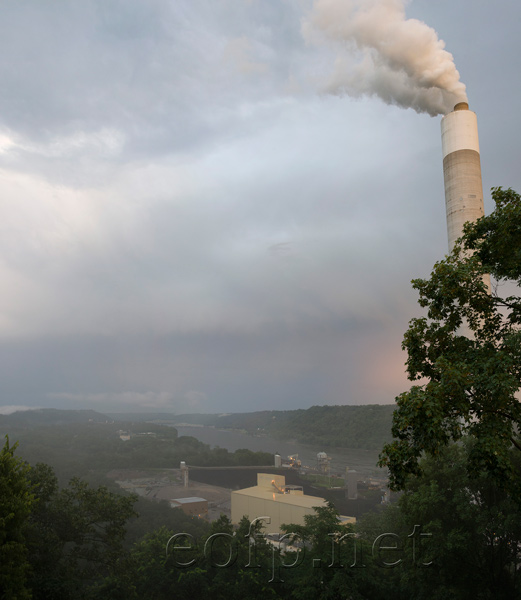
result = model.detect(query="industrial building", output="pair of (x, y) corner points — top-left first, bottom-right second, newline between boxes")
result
(170, 496), (208, 517)
(231, 473), (354, 532)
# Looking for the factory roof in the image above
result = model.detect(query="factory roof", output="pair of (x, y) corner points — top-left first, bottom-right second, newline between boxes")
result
(171, 497), (207, 504)
(232, 485), (327, 510)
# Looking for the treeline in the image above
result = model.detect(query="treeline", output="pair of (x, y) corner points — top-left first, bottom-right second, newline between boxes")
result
(1, 437), (211, 599)
(0, 408), (108, 428)
(0, 410), (273, 484)
(3, 436), (520, 599)
(1, 405), (396, 457)
(173, 404), (395, 450)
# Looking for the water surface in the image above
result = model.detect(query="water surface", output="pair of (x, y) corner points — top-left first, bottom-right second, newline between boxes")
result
(174, 425), (384, 478)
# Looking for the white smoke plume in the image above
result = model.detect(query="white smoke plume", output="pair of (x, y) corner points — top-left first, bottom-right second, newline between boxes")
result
(302, 0), (467, 116)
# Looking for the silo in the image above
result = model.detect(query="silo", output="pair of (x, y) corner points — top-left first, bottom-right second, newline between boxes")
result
(180, 461), (189, 487)
(345, 468), (358, 500)
(441, 102), (485, 252)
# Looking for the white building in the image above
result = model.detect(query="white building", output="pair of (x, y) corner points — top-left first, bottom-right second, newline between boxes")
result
(231, 473), (334, 532)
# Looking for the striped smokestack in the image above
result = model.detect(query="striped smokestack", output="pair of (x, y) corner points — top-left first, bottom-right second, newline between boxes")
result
(441, 102), (485, 251)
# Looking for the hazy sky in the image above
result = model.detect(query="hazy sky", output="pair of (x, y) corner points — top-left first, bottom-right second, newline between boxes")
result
(1, 0), (520, 415)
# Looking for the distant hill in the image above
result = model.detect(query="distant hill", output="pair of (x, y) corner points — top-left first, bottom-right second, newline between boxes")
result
(270, 405), (395, 450)
(0, 408), (111, 429)
(1, 404), (397, 451)
(105, 412), (177, 422)
(1, 416), (273, 484)
(171, 404), (396, 450)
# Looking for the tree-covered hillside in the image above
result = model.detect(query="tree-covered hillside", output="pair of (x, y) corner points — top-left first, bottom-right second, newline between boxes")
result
(173, 404), (395, 450)
(271, 405), (395, 449)
(1, 404), (396, 456)
(0, 414), (273, 484)
(0, 408), (109, 428)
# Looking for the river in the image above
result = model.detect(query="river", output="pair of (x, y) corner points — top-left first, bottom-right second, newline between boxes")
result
(174, 425), (385, 479)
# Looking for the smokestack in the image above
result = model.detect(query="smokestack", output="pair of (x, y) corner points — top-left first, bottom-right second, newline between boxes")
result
(441, 102), (485, 251)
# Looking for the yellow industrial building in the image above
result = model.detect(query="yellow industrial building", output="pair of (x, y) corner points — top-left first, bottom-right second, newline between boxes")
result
(231, 473), (343, 532)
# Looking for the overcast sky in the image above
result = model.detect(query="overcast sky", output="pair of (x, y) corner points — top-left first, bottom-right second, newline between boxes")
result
(1, 0), (520, 415)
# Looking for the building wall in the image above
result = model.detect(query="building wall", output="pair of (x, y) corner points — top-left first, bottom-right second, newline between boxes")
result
(231, 492), (325, 532)
(171, 499), (208, 516)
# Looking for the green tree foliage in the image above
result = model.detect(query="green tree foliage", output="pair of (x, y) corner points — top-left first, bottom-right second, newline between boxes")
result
(125, 495), (210, 547)
(129, 527), (181, 599)
(127, 515), (277, 600)
(25, 464), (138, 599)
(175, 406), (395, 450)
(5, 420), (275, 483)
(196, 514), (278, 600)
(272, 405), (394, 449)
(379, 187), (521, 496)
(359, 444), (521, 600)
(24, 463), (64, 598)
(281, 503), (362, 600)
(52, 478), (137, 576)
(0, 436), (34, 600)
(0, 408), (108, 428)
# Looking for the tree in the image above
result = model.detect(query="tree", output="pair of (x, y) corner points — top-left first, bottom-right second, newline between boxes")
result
(52, 477), (137, 576)
(0, 436), (34, 600)
(127, 527), (179, 600)
(379, 187), (521, 497)
(25, 465), (138, 599)
(360, 444), (521, 600)
(281, 503), (361, 600)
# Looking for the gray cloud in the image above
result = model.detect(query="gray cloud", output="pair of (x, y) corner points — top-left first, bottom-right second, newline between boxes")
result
(0, 1), (520, 414)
